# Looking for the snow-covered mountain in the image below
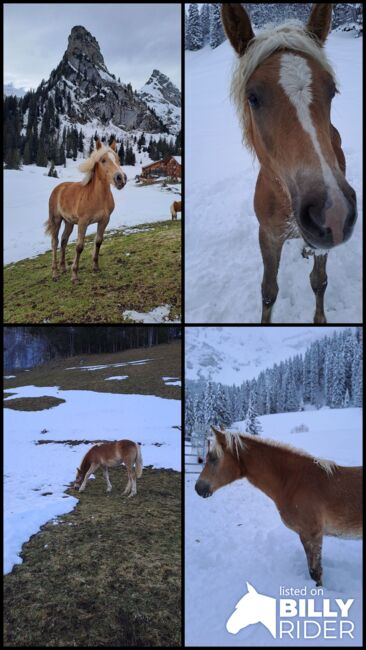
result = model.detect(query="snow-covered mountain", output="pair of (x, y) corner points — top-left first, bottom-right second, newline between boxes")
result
(40, 25), (174, 134)
(186, 326), (348, 385)
(138, 69), (181, 135)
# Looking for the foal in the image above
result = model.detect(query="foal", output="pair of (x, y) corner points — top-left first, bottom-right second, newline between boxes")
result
(196, 427), (362, 586)
(45, 139), (127, 283)
(222, 4), (357, 323)
(74, 440), (143, 497)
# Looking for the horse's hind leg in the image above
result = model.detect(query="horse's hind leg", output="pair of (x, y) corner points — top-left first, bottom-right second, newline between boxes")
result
(310, 254), (328, 324)
(93, 220), (109, 272)
(123, 463), (132, 495)
(300, 532), (323, 586)
(60, 221), (74, 273)
(128, 468), (137, 497)
(103, 466), (112, 492)
(71, 222), (88, 284)
(259, 228), (283, 324)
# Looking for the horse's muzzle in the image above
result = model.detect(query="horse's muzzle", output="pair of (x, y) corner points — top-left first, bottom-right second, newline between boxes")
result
(195, 479), (212, 498)
(114, 172), (127, 190)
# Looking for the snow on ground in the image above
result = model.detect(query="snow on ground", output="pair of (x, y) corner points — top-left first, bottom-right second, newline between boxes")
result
(123, 305), (181, 323)
(185, 408), (362, 646)
(162, 377), (181, 386)
(185, 32), (362, 323)
(4, 384), (181, 575)
(4, 375), (16, 379)
(104, 376), (128, 381)
(4, 160), (181, 264)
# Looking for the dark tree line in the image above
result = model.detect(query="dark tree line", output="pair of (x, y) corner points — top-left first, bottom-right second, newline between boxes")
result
(4, 326), (181, 370)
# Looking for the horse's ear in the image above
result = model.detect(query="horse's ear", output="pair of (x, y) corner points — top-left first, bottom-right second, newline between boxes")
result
(211, 425), (227, 449)
(221, 3), (255, 57)
(246, 581), (257, 594)
(110, 140), (117, 152)
(96, 139), (102, 150)
(306, 3), (333, 44)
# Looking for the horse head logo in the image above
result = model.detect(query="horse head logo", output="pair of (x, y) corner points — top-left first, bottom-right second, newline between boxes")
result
(226, 582), (276, 638)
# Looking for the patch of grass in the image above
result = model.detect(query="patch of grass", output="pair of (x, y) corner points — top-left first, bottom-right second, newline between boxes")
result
(3, 392), (16, 399)
(4, 396), (66, 411)
(4, 221), (181, 324)
(3, 466), (181, 647)
(3, 342), (181, 399)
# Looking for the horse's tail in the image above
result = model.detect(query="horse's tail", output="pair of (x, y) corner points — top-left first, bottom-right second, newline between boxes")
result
(44, 203), (58, 237)
(170, 202), (176, 220)
(135, 443), (143, 478)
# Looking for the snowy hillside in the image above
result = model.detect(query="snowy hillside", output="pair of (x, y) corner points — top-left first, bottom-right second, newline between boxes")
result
(185, 31), (362, 323)
(185, 326), (349, 384)
(185, 408), (362, 646)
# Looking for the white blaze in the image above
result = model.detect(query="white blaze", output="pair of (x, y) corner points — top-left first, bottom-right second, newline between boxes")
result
(279, 53), (348, 245)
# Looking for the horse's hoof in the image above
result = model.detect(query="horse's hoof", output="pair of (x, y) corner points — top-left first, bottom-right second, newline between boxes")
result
(61, 267), (67, 274)
(52, 276), (59, 282)
(93, 267), (100, 273)
(72, 278), (79, 285)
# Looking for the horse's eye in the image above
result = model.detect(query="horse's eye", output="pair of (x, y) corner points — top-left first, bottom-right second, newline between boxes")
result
(248, 93), (260, 108)
(101, 159), (106, 163)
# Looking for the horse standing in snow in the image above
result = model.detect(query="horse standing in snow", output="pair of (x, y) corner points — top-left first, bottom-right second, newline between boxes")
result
(45, 139), (127, 283)
(196, 427), (362, 586)
(170, 200), (182, 221)
(221, 4), (357, 323)
(74, 440), (143, 497)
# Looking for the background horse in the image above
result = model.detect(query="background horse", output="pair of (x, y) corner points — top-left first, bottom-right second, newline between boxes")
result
(45, 139), (127, 283)
(195, 427), (362, 586)
(74, 440), (143, 497)
(222, 4), (357, 323)
(170, 200), (182, 221)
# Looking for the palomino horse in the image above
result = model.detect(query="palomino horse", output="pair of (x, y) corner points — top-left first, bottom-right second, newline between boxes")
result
(45, 139), (127, 283)
(196, 427), (362, 586)
(221, 4), (357, 323)
(170, 200), (182, 221)
(74, 440), (143, 497)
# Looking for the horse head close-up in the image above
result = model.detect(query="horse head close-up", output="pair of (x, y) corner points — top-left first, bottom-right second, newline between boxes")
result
(221, 3), (357, 323)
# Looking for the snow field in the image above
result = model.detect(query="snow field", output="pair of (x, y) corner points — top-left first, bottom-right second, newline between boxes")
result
(4, 384), (181, 575)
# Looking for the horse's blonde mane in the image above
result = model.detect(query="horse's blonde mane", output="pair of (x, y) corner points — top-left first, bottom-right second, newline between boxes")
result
(231, 20), (338, 149)
(212, 429), (337, 476)
(79, 145), (117, 186)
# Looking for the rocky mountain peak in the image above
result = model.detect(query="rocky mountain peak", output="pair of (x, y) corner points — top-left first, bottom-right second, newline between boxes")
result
(138, 69), (181, 134)
(67, 26), (106, 68)
(143, 69), (181, 108)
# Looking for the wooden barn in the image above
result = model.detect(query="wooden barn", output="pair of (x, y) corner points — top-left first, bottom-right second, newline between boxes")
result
(141, 155), (182, 180)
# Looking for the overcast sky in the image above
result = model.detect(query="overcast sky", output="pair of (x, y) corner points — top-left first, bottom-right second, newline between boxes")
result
(4, 3), (181, 92)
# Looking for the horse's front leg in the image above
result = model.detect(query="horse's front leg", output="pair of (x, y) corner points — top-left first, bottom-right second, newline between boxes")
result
(79, 463), (99, 493)
(51, 216), (62, 281)
(128, 468), (137, 498)
(310, 254), (328, 324)
(71, 222), (88, 284)
(60, 221), (74, 273)
(259, 227), (284, 324)
(93, 219), (109, 272)
(299, 532), (323, 586)
(103, 467), (112, 492)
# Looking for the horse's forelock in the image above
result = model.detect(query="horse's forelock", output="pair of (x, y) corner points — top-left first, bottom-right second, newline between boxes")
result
(213, 430), (246, 459)
(231, 20), (338, 146)
(78, 145), (118, 185)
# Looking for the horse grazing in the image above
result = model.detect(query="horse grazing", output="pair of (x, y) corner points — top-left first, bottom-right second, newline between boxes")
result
(45, 139), (127, 283)
(74, 440), (143, 497)
(196, 427), (362, 586)
(170, 200), (182, 221)
(221, 4), (357, 323)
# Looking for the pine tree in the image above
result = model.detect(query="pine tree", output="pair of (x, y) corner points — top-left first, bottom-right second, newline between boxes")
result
(200, 3), (211, 45)
(245, 392), (262, 435)
(209, 4), (225, 49)
(186, 3), (203, 50)
(36, 140), (48, 167)
(213, 383), (232, 428)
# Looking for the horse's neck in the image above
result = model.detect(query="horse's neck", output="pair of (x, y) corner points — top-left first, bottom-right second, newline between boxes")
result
(80, 455), (91, 476)
(242, 440), (291, 505)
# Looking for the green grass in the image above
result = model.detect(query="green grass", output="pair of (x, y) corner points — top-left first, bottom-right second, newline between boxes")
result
(4, 221), (181, 324)
(4, 396), (66, 411)
(3, 466), (181, 647)
(3, 342), (181, 400)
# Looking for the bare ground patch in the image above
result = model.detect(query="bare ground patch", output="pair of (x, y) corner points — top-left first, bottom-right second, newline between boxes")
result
(4, 396), (66, 411)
